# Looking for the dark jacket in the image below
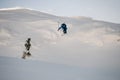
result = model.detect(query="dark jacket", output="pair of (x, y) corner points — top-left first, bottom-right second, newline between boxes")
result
(58, 23), (67, 34)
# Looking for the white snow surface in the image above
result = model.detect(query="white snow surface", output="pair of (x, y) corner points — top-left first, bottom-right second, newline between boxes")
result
(0, 8), (120, 80)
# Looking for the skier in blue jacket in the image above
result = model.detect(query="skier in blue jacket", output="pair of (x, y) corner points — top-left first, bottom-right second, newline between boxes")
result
(58, 23), (67, 34)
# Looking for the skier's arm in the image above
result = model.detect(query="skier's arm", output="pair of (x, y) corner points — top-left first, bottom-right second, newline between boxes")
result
(58, 27), (61, 31)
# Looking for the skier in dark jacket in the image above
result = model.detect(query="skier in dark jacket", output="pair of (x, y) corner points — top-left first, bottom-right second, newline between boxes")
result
(58, 23), (67, 34)
(25, 38), (31, 51)
(22, 38), (31, 59)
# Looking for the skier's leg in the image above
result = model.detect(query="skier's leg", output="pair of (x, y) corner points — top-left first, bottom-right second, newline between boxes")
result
(22, 51), (27, 59)
(26, 51), (31, 57)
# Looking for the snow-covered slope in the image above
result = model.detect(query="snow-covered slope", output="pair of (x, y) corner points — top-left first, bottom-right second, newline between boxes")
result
(0, 56), (120, 80)
(0, 56), (82, 80)
(0, 8), (120, 80)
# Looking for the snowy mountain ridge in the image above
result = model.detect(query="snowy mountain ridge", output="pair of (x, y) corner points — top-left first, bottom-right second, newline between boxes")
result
(0, 7), (33, 11)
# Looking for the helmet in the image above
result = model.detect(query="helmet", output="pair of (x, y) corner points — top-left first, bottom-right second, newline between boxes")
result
(28, 38), (31, 41)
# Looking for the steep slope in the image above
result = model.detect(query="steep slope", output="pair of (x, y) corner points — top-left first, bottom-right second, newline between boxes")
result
(0, 8), (120, 71)
(0, 7), (120, 80)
